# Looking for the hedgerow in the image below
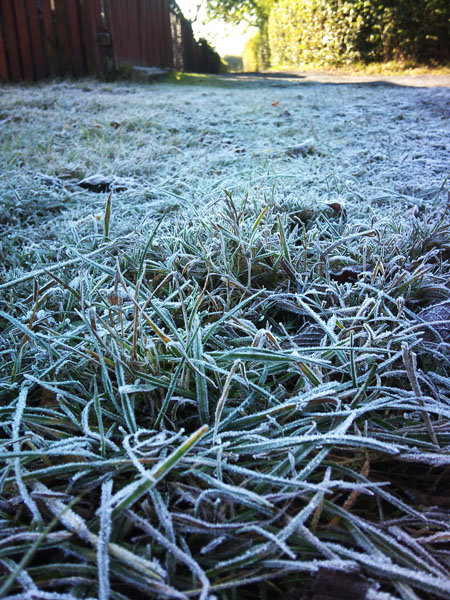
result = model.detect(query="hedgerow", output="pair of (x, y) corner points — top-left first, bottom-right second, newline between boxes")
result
(269, 0), (450, 67)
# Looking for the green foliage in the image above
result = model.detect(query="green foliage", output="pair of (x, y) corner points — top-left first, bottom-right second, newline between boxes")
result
(224, 54), (244, 71)
(197, 38), (226, 73)
(243, 30), (270, 71)
(269, 0), (450, 67)
(206, 0), (274, 26)
(206, 0), (274, 71)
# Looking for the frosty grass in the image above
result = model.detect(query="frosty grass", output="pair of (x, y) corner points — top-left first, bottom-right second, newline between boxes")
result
(0, 75), (450, 599)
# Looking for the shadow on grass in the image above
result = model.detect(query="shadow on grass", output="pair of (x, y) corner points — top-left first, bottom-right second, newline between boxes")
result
(165, 71), (310, 89)
(164, 70), (450, 90)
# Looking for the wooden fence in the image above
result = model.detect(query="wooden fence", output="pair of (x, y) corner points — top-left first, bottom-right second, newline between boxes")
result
(171, 4), (201, 72)
(0, 0), (107, 81)
(104, 0), (173, 70)
(0, 0), (209, 82)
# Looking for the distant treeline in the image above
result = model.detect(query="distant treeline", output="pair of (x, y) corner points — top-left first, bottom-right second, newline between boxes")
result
(241, 0), (450, 69)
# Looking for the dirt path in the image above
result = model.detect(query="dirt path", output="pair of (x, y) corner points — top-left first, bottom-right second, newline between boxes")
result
(219, 70), (450, 88)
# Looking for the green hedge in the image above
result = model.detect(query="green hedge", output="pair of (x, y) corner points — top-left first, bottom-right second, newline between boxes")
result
(243, 29), (271, 71)
(268, 0), (450, 67)
(197, 38), (227, 73)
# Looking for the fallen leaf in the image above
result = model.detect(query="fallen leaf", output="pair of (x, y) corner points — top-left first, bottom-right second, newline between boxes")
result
(329, 266), (362, 284)
(311, 568), (369, 599)
(326, 202), (343, 213)
(41, 387), (58, 407)
(78, 174), (134, 193)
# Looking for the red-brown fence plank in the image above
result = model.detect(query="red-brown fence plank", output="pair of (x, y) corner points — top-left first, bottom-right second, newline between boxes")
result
(151, 0), (158, 66)
(109, 0), (120, 65)
(155, 0), (164, 66)
(129, 0), (140, 66)
(105, 0), (135, 67)
(0, 20), (10, 81)
(146, 0), (156, 65)
(55, 0), (71, 75)
(66, 0), (85, 76)
(161, 0), (168, 66)
(103, 0), (114, 62)
(125, 0), (134, 64)
(41, 0), (57, 77)
(138, 0), (146, 65)
(162, 0), (173, 67)
(0, 0), (197, 82)
(1, 0), (22, 81)
(156, 0), (164, 67)
(148, 0), (157, 65)
(104, 0), (184, 71)
(113, 0), (124, 66)
(13, 0), (34, 79)
(140, 0), (149, 65)
(151, 0), (159, 65)
(81, 0), (103, 75)
(148, 0), (159, 66)
(25, 0), (48, 79)
(118, 0), (127, 64)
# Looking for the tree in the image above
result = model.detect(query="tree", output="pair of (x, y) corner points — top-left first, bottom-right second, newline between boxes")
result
(205, 0), (273, 28)
(205, 0), (274, 69)
(204, 0), (449, 68)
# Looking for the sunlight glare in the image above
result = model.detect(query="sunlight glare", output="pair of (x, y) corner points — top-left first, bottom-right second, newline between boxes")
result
(176, 0), (254, 57)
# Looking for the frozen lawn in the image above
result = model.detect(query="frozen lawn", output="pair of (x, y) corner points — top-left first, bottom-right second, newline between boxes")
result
(0, 75), (450, 599)
(1, 75), (449, 250)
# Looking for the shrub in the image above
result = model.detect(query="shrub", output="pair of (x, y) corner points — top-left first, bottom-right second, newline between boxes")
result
(243, 29), (270, 71)
(197, 38), (226, 73)
(268, 0), (450, 67)
(223, 54), (244, 71)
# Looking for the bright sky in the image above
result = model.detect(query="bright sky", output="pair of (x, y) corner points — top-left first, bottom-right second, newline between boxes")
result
(176, 0), (254, 56)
